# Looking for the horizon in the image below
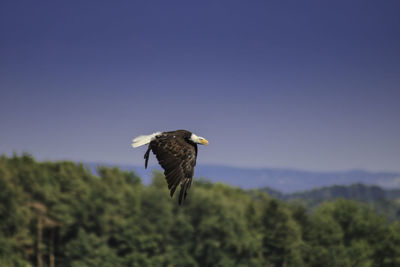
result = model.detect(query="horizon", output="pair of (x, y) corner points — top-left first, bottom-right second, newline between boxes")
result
(1, 1), (400, 172)
(3, 151), (400, 175)
(6, 153), (398, 193)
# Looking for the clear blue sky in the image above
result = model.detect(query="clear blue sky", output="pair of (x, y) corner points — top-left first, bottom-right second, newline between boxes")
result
(1, 0), (399, 172)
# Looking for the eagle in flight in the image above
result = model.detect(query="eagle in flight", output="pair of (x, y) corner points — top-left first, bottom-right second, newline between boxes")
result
(131, 130), (208, 204)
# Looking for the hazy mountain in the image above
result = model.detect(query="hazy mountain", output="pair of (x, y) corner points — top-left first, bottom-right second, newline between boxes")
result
(274, 183), (400, 202)
(259, 183), (400, 221)
(85, 162), (400, 193)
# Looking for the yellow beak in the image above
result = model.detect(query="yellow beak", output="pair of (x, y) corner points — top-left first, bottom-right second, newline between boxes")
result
(200, 138), (209, 145)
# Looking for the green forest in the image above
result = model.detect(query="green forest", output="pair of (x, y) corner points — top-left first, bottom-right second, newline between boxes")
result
(1, 154), (400, 267)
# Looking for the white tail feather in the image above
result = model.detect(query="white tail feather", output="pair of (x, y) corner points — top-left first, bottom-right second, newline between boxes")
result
(131, 132), (162, 148)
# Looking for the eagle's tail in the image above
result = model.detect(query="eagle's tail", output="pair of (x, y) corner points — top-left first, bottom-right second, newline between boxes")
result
(131, 132), (162, 148)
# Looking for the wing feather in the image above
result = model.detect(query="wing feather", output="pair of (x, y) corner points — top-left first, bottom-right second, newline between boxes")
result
(149, 134), (197, 204)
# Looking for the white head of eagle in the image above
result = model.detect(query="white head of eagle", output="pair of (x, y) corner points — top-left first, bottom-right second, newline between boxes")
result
(131, 130), (208, 205)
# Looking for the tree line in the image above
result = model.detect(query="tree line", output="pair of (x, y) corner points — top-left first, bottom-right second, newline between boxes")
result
(0, 154), (399, 266)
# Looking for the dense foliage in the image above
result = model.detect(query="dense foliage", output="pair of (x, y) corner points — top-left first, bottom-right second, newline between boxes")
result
(1, 154), (400, 267)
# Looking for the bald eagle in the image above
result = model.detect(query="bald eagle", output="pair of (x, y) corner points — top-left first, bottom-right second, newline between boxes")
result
(131, 130), (208, 204)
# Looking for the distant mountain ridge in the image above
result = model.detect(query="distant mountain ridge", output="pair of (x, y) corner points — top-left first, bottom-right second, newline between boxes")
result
(266, 183), (400, 202)
(85, 162), (400, 193)
(259, 183), (400, 221)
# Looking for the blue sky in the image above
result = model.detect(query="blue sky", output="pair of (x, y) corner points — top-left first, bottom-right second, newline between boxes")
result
(1, 0), (399, 172)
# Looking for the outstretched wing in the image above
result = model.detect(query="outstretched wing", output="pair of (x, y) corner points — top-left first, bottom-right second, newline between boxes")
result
(150, 134), (197, 204)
